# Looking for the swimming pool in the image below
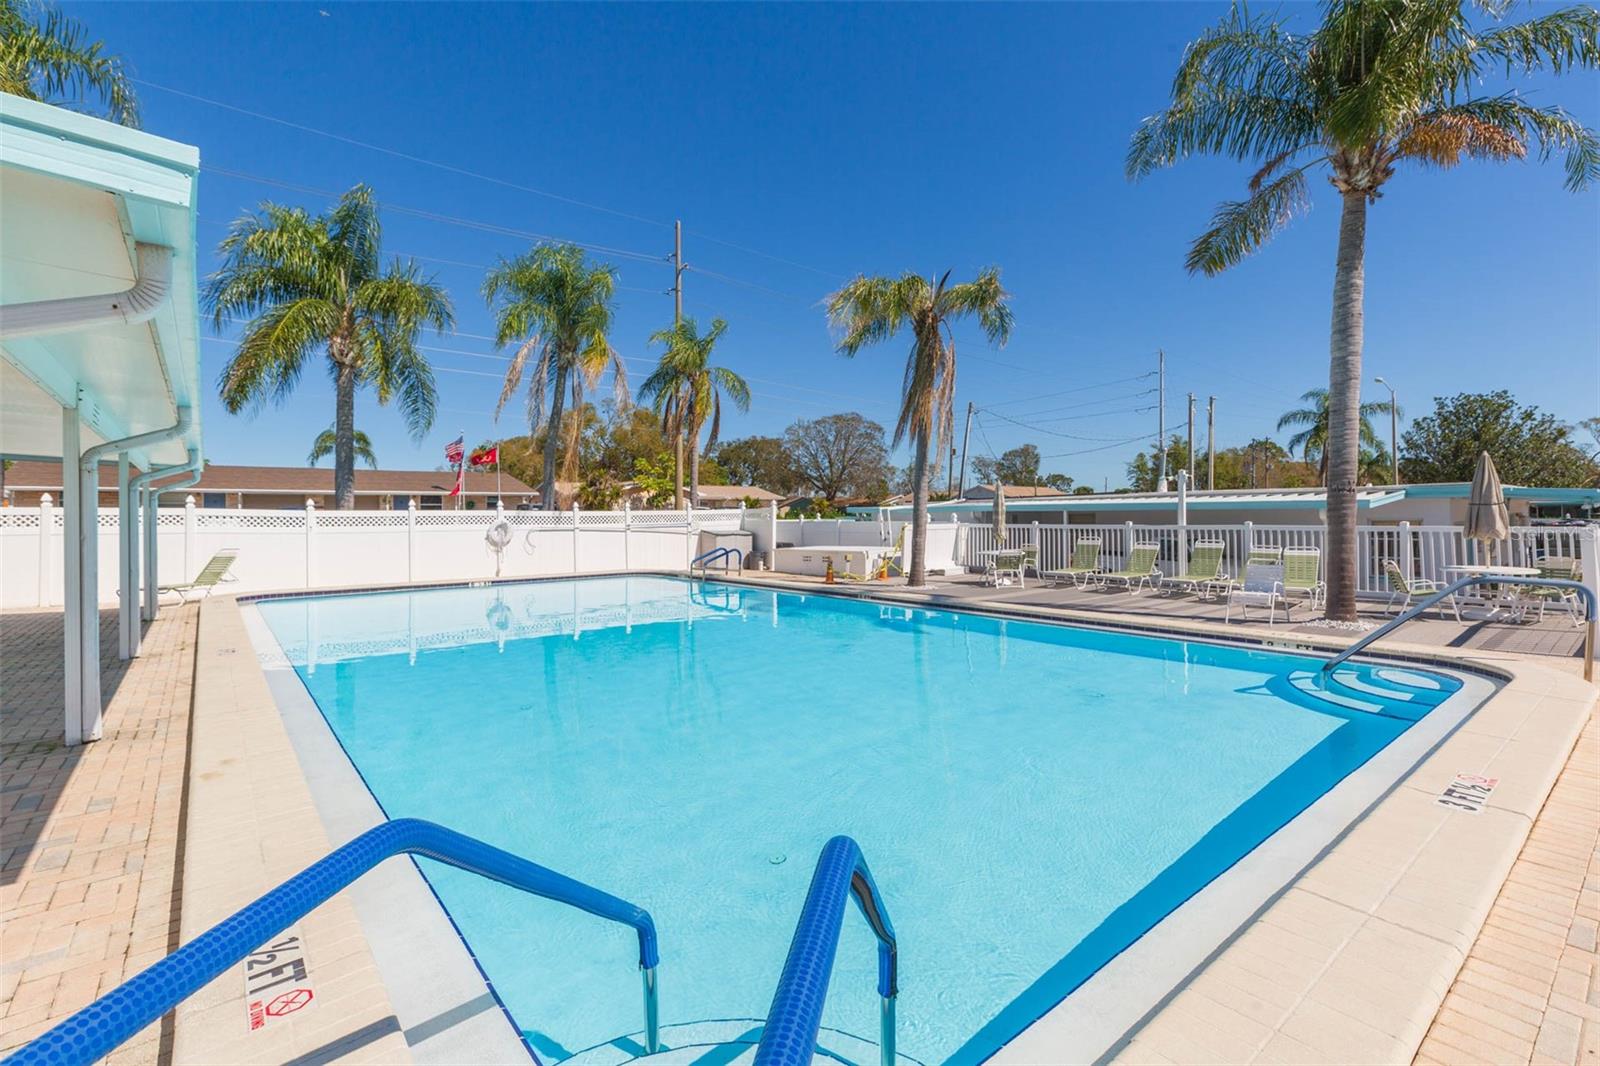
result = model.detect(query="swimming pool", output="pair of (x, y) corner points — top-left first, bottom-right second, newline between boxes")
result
(253, 575), (1466, 1064)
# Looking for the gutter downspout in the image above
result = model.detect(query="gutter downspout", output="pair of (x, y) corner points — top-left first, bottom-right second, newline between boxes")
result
(74, 407), (193, 742)
(129, 446), (202, 655)
(0, 244), (174, 338)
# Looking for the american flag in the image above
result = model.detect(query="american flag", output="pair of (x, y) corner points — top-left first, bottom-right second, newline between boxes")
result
(444, 435), (465, 465)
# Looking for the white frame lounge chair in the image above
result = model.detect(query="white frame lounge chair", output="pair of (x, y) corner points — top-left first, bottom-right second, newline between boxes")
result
(1226, 562), (1286, 624)
(1513, 556), (1583, 625)
(160, 548), (239, 603)
(1165, 540), (1229, 600)
(1043, 537), (1102, 589)
(1099, 542), (1162, 594)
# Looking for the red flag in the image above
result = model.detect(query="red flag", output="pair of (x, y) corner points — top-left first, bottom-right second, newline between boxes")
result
(444, 435), (465, 465)
(448, 463), (465, 498)
(469, 445), (498, 467)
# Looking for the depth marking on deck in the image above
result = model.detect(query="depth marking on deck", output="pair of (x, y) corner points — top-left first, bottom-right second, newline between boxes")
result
(1437, 773), (1498, 813)
(245, 927), (315, 1031)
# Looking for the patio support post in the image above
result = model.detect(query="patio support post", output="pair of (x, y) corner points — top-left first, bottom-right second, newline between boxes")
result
(77, 451), (103, 740)
(141, 485), (157, 623)
(117, 453), (134, 659)
(60, 406), (84, 746)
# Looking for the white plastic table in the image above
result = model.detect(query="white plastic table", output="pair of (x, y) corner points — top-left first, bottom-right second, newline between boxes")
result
(1443, 564), (1541, 618)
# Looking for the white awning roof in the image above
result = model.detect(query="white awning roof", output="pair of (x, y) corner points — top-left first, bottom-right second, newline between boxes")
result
(0, 92), (202, 469)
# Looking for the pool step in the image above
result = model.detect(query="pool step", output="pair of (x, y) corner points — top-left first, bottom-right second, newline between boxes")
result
(1325, 668), (1448, 708)
(558, 1019), (915, 1066)
(1285, 671), (1434, 722)
(1287, 672), (1385, 716)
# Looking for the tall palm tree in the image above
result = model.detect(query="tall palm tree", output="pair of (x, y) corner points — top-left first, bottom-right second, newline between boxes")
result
(640, 317), (750, 509)
(827, 269), (1013, 586)
(1276, 387), (1395, 483)
(485, 243), (626, 510)
(209, 185), (452, 509)
(1128, 0), (1599, 620)
(308, 427), (378, 469)
(0, 0), (137, 125)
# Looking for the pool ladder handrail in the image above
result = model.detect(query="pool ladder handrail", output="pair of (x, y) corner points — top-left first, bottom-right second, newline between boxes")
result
(754, 836), (898, 1066)
(692, 545), (743, 577)
(1321, 575), (1595, 681)
(3, 819), (661, 1066)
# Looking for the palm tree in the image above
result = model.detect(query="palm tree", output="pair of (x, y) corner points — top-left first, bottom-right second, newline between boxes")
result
(1128, 1), (1599, 620)
(485, 243), (626, 510)
(1276, 387), (1395, 483)
(208, 185), (453, 509)
(640, 317), (750, 509)
(308, 427), (378, 469)
(0, 0), (137, 125)
(826, 269), (1013, 586)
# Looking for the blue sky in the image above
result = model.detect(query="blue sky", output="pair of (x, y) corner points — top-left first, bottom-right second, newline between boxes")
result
(72, 2), (1599, 488)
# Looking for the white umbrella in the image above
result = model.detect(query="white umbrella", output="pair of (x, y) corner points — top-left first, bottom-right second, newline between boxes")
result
(992, 486), (1007, 548)
(1465, 451), (1509, 562)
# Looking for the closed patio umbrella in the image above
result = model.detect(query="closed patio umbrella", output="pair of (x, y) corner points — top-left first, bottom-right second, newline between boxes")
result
(1465, 451), (1509, 562)
(992, 486), (1007, 548)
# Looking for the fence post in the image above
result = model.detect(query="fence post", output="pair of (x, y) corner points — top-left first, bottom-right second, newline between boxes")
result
(1580, 525), (1600, 619)
(1397, 520), (1413, 580)
(184, 495), (197, 578)
(572, 502), (581, 574)
(38, 494), (53, 607)
(623, 500), (632, 571)
(407, 496), (417, 582)
(305, 498), (317, 589)
(1123, 520), (1135, 569)
(1242, 520), (1254, 562)
(1031, 520), (1041, 573)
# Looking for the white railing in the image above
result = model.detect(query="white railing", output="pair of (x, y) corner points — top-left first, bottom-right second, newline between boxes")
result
(0, 497), (765, 609)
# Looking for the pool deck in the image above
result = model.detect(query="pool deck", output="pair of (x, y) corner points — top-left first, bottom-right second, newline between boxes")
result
(1, 571), (1595, 1065)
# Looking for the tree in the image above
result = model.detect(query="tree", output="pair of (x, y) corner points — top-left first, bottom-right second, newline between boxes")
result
(308, 427), (377, 469)
(0, 0), (136, 125)
(640, 317), (750, 509)
(1275, 388), (1395, 483)
(827, 269), (1013, 585)
(1400, 391), (1598, 487)
(710, 436), (803, 494)
(784, 413), (892, 503)
(1126, 436), (1192, 491)
(209, 185), (452, 509)
(1129, 1), (1600, 620)
(969, 443), (1071, 490)
(487, 243), (627, 511)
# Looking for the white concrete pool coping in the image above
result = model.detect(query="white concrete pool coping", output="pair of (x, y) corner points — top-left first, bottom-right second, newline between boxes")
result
(181, 572), (1597, 1065)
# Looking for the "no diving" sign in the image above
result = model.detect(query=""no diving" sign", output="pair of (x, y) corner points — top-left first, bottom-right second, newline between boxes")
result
(1437, 772), (1499, 814)
(245, 929), (316, 1031)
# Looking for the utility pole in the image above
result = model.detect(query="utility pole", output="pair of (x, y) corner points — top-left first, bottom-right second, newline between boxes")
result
(946, 443), (957, 497)
(1375, 376), (1399, 485)
(956, 402), (975, 499)
(672, 221), (684, 510)
(1186, 392), (1196, 482)
(1206, 396), (1216, 491)
(1156, 350), (1167, 491)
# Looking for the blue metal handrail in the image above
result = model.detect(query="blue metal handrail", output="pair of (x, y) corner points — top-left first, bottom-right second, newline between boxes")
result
(4, 819), (660, 1065)
(1322, 575), (1595, 681)
(692, 545), (743, 574)
(754, 836), (898, 1066)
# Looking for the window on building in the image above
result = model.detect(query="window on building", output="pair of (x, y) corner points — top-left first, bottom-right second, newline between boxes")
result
(202, 492), (227, 509)
(420, 495), (443, 510)
(392, 495), (409, 510)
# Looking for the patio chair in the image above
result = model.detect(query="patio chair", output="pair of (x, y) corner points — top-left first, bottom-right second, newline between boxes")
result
(1098, 542), (1162, 594)
(1513, 556), (1583, 625)
(1282, 548), (1326, 613)
(1164, 541), (1229, 600)
(1225, 562), (1286, 624)
(1043, 537), (1102, 589)
(990, 546), (1035, 588)
(1382, 559), (1457, 620)
(159, 548), (239, 603)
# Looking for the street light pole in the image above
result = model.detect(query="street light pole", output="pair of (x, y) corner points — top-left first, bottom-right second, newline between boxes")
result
(1375, 376), (1399, 485)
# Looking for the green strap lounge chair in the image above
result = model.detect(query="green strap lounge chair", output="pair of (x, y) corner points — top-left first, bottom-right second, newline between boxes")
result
(1165, 541), (1229, 600)
(1281, 548), (1325, 613)
(991, 546), (1037, 588)
(1043, 537), (1102, 588)
(1383, 559), (1457, 620)
(1244, 544), (1283, 570)
(1513, 556), (1583, 625)
(160, 548), (238, 603)
(1099, 542), (1162, 594)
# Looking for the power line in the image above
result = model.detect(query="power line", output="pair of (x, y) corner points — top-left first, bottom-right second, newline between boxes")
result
(981, 371), (1156, 408)
(981, 407), (1156, 442)
(984, 388), (1158, 420)
(1037, 433), (1152, 460)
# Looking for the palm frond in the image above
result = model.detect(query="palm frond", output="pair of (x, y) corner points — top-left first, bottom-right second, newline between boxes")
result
(1185, 166), (1310, 276)
(217, 298), (339, 413)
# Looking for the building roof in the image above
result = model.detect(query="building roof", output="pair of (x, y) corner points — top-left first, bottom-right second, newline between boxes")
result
(963, 483), (1071, 500)
(1, 92), (203, 469)
(693, 484), (783, 502)
(2, 461), (533, 496)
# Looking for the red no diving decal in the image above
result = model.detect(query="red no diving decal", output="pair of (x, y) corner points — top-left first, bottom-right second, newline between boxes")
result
(245, 929), (316, 1031)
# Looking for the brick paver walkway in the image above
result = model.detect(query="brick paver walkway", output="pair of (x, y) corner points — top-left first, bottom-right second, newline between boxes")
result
(0, 605), (197, 1062)
(1417, 710), (1600, 1066)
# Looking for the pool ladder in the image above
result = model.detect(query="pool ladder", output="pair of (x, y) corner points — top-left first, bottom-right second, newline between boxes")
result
(692, 545), (744, 578)
(5, 823), (897, 1066)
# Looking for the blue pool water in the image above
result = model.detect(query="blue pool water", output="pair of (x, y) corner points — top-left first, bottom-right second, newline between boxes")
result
(255, 576), (1459, 1064)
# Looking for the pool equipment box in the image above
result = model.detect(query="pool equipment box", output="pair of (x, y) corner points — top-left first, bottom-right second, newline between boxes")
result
(696, 530), (753, 571)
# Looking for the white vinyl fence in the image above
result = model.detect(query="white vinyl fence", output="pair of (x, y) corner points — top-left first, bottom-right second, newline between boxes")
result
(0, 497), (751, 609)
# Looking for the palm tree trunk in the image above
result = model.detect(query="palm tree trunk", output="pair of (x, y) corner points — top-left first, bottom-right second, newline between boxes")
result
(673, 434), (684, 510)
(908, 431), (930, 586)
(1324, 189), (1367, 622)
(688, 430), (700, 510)
(334, 360), (357, 510)
(541, 364), (568, 510)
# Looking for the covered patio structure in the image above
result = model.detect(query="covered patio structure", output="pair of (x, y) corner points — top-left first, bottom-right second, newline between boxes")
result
(0, 92), (204, 745)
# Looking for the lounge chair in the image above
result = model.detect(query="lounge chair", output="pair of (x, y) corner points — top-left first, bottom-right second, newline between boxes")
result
(1244, 545), (1283, 570)
(1282, 548), (1325, 613)
(1513, 556), (1583, 625)
(1043, 537), (1102, 588)
(1165, 541), (1229, 600)
(1098, 542), (1162, 594)
(1382, 559), (1456, 620)
(1225, 562), (1286, 624)
(990, 546), (1035, 588)
(160, 548), (239, 603)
